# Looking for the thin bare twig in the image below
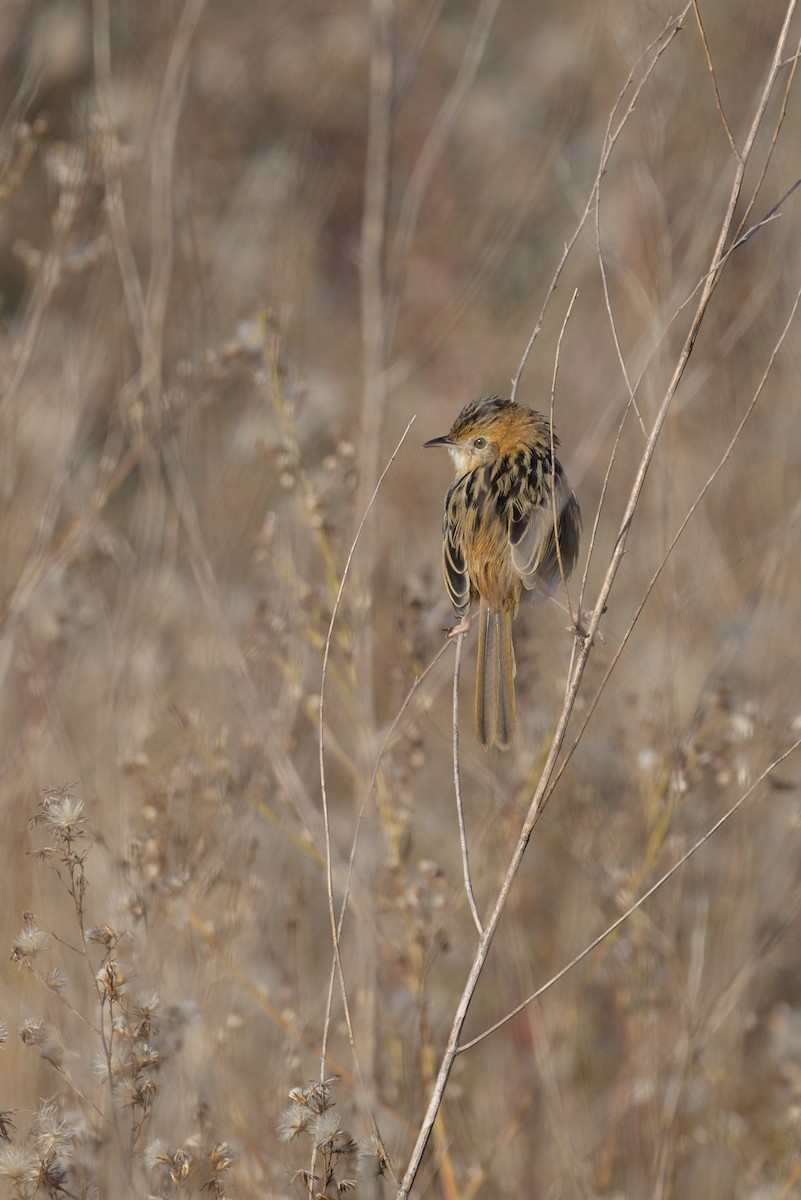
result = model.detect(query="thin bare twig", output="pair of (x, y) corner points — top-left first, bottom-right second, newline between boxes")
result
(385, 0), (500, 347)
(580, 155), (798, 614)
(355, 0), (395, 725)
(548, 287), (580, 631)
(545, 281), (801, 818)
(733, 23), (801, 240)
(729, 176), (801, 252)
(594, 164), (648, 436)
(458, 735), (801, 1051)
(511, 8), (690, 403)
(317, 635), (451, 1180)
(395, 0), (446, 102)
(318, 417), (415, 1176)
(452, 633), (483, 935)
(692, 0), (739, 156)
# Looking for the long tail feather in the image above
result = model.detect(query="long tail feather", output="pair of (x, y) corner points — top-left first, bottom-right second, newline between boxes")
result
(475, 601), (516, 750)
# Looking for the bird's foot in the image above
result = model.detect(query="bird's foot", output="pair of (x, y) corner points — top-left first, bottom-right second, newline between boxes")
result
(445, 613), (472, 639)
(569, 606), (607, 645)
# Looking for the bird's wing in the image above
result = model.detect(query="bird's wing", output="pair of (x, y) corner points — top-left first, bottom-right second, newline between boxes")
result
(443, 480), (471, 618)
(509, 470), (581, 597)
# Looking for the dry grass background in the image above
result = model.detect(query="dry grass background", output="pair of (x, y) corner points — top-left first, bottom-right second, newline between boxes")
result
(1, 1), (801, 1197)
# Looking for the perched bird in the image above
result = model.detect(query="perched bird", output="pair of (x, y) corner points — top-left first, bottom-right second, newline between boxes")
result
(424, 396), (581, 751)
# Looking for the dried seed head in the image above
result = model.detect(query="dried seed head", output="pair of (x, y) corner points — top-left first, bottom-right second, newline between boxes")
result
(311, 1108), (342, 1147)
(19, 1019), (47, 1047)
(32, 1103), (77, 1160)
(0, 1145), (38, 1184)
(358, 1135), (392, 1179)
(209, 1142), (236, 1174)
(277, 1102), (313, 1142)
(10, 924), (49, 963)
(35, 789), (85, 837)
(144, 1139), (171, 1171)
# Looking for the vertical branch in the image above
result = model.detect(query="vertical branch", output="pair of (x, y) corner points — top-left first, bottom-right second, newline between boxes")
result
(355, 0), (395, 723)
(384, 0), (500, 346)
(451, 633), (483, 935)
(142, 0), (206, 404)
(396, 4), (799, 1194)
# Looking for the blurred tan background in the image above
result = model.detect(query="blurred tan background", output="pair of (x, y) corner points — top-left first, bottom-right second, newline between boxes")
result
(1, 1), (800, 1197)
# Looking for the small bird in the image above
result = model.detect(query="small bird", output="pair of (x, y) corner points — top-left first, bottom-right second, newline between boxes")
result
(424, 396), (581, 751)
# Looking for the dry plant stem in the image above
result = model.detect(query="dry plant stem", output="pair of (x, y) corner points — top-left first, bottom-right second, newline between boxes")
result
(692, 0), (738, 154)
(548, 283), (801, 803)
(460, 735), (801, 1051)
(528, 1008), (592, 1200)
(0, 160), (78, 512)
(0, 4), (227, 691)
(92, 0), (147, 355)
(23, 960), (101, 1040)
(733, 24), (801, 240)
(452, 633), (483, 936)
(385, 0), (500, 346)
(319, 643), (452, 1048)
(395, 0), (445, 101)
(355, 0), (394, 722)
(317, 419), (416, 1179)
(510, 7), (690, 404)
(142, 0), (206, 403)
(728, 176), (801, 253)
(189, 911), (353, 1085)
(548, 287), (580, 626)
(397, 8), (797, 1193)
(594, 174), (647, 437)
(315, 639), (451, 1182)
(328, 641), (452, 985)
(99, 3), (334, 881)
(526, 0), (801, 834)
(702, 888), (801, 1047)
(95, 0), (235, 738)
(584, 161), (799, 617)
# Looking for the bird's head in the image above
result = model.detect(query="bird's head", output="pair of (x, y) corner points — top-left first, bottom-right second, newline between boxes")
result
(423, 396), (551, 474)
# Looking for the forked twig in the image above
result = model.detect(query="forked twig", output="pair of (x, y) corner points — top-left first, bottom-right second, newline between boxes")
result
(733, 23), (801, 241)
(510, 8), (690, 403)
(692, 0), (739, 156)
(728, 176), (801, 253)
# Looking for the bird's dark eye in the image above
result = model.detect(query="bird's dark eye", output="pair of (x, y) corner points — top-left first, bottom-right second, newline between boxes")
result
(473, 437), (487, 450)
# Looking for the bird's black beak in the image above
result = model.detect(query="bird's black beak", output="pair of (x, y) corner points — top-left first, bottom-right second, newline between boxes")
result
(423, 434), (453, 448)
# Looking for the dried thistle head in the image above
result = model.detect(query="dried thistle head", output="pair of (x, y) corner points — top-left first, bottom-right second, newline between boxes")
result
(10, 922), (49, 964)
(0, 1145), (38, 1187)
(31, 1101), (78, 1160)
(29, 787), (86, 843)
(95, 959), (127, 1004)
(18, 1019), (48, 1047)
(358, 1135), (392, 1180)
(277, 1102), (314, 1143)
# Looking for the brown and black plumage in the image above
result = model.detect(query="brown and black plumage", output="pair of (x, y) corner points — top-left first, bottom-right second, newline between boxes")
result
(424, 396), (581, 751)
